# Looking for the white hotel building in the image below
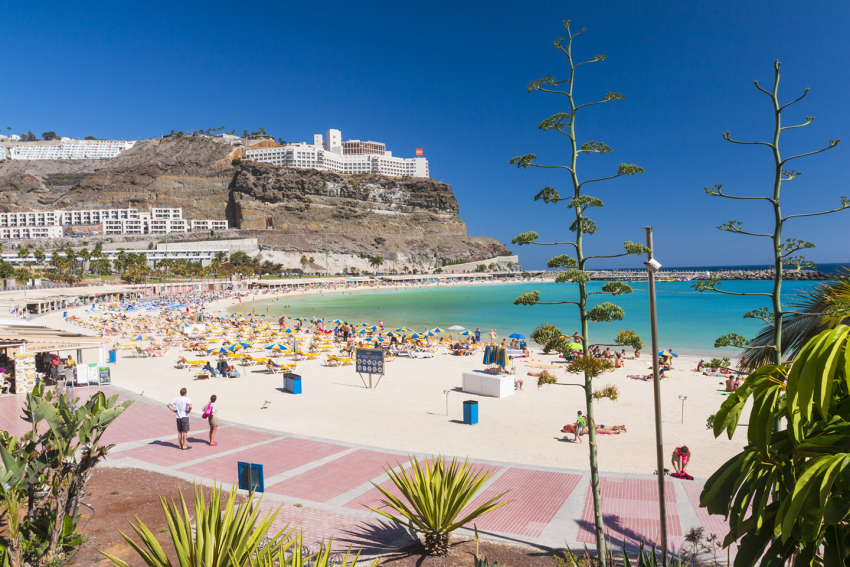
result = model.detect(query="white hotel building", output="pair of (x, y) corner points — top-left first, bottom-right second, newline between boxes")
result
(9, 139), (136, 160)
(244, 129), (429, 178)
(0, 207), (227, 239)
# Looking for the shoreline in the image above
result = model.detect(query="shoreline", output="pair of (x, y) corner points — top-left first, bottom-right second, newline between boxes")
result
(225, 279), (735, 360)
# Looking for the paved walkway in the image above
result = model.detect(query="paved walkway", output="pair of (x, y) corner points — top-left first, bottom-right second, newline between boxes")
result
(0, 386), (734, 556)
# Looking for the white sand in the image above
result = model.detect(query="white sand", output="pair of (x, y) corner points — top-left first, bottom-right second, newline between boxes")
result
(38, 287), (750, 479)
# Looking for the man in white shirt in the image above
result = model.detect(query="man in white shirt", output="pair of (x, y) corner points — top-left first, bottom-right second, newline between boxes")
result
(167, 387), (193, 450)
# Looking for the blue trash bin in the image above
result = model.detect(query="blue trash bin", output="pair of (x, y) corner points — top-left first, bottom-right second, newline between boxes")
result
(108, 350), (117, 364)
(284, 374), (302, 395)
(63, 312), (68, 318)
(463, 400), (478, 425)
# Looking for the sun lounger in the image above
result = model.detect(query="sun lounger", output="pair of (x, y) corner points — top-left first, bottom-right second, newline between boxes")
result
(411, 347), (436, 359)
(293, 350), (321, 361)
(325, 354), (354, 366)
(134, 346), (152, 358)
(194, 372), (210, 380)
(176, 356), (206, 369)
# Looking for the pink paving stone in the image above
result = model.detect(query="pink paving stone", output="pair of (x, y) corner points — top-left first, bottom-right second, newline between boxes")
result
(576, 477), (682, 549)
(343, 461), (498, 513)
(182, 437), (349, 484)
(682, 482), (738, 554)
(116, 425), (279, 467)
(462, 468), (581, 538)
(0, 394), (30, 437)
(262, 500), (406, 554)
(267, 449), (399, 503)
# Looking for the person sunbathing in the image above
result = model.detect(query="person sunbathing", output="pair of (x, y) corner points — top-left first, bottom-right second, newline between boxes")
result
(629, 368), (665, 381)
(594, 424), (627, 434)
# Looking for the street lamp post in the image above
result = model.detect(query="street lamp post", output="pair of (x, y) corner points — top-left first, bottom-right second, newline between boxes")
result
(643, 226), (668, 566)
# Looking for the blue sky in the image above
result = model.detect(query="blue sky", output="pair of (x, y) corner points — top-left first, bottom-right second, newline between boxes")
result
(4, 1), (849, 269)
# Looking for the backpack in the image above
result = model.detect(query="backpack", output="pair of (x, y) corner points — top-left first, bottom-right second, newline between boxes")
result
(202, 403), (213, 419)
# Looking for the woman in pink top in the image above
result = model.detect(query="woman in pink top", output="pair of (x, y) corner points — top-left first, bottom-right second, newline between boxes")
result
(671, 446), (690, 474)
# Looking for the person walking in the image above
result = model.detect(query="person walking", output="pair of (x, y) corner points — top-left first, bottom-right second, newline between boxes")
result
(203, 394), (219, 446)
(167, 387), (193, 450)
(573, 410), (588, 443)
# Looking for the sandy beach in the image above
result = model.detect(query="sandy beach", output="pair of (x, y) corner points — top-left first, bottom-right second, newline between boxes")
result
(35, 283), (750, 479)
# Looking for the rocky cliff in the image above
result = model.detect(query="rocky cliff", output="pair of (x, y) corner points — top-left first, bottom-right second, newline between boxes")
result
(0, 137), (508, 268)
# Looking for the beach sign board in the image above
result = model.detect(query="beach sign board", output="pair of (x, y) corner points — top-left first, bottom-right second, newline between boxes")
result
(98, 366), (111, 386)
(355, 348), (384, 388)
(87, 363), (100, 386)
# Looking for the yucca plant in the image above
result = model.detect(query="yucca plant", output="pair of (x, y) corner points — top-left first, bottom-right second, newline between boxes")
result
(100, 483), (294, 567)
(244, 534), (378, 567)
(368, 456), (508, 556)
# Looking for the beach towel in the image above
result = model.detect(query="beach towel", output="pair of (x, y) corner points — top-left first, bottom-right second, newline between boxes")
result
(671, 471), (693, 480)
(562, 424), (575, 434)
(716, 390), (734, 395)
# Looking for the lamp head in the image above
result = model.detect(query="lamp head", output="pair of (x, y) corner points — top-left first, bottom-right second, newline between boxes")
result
(644, 259), (662, 273)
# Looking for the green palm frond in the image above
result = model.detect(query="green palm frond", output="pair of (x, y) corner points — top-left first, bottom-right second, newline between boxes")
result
(740, 267), (850, 369)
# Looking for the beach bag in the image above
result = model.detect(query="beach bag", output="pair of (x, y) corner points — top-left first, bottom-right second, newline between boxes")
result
(202, 403), (213, 419)
(562, 424), (575, 434)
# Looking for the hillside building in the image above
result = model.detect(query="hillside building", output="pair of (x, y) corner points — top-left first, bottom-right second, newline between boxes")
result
(244, 128), (429, 178)
(0, 226), (64, 240)
(8, 139), (136, 160)
(0, 206), (227, 238)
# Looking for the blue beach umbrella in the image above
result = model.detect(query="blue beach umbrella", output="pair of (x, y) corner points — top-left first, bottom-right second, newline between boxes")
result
(209, 347), (229, 355)
(430, 328), (445, 333)
(459, 330), (472, 336)
(266, 343), (287, 350)
(509, 333), (525, 339)
(658, 351), (678, 357)
(226, 344), (241, 352)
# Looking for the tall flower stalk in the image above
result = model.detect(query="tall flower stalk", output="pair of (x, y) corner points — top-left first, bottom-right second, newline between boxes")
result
(693, 61), (849, 368)
(509, 20), (647, 564)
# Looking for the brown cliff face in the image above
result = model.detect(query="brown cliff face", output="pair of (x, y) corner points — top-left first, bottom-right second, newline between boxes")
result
(0, 137), (507, 264)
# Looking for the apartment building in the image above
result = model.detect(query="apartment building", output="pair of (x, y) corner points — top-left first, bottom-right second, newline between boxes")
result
(103, 217), (189, 235)
(58, 208), (140, 226)
(190, 219), (229, 231)
(0, 211), (59, 227)
(0, 226), (63, 240)
(9, 139), (136, 160)
(244, 128), (429, 178)
(0, 206), (225, 237)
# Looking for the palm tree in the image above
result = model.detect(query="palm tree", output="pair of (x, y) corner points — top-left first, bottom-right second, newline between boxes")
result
(369, 255), (384, 274)
(33, 248), (45, 266)
(741, 267), (850, 368)
(214, 251), (228, 264)
(78, 248), (91, 275)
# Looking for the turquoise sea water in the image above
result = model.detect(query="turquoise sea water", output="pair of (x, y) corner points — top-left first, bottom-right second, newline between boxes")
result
(236, 280), (822, 356)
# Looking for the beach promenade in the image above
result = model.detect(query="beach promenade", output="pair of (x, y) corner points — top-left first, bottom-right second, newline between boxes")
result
(0, 385), (732, 556)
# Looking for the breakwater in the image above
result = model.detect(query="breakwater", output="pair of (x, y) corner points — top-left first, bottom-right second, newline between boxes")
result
(569, 269), (830, 281)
